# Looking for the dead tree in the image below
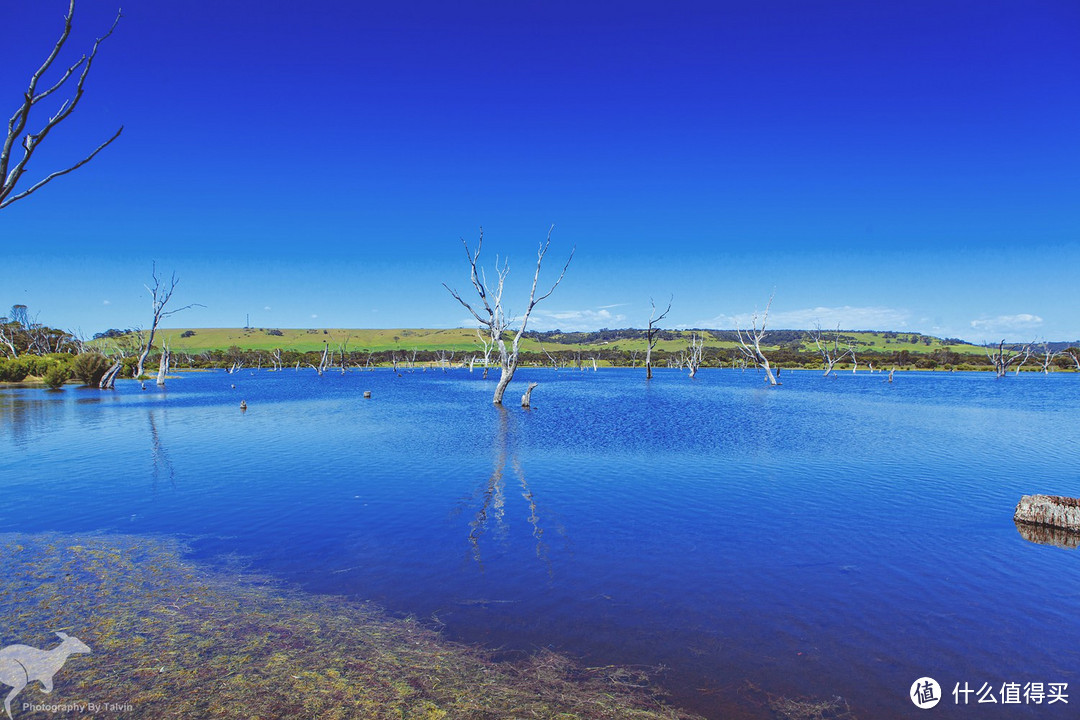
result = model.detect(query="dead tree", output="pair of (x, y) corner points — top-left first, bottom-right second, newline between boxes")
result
(1036, 342), (1060, 374)
(134, 264), (201, 379)
(685, 332), (704, 378)
(444, 227), (572, 405)
(473, 327), (494, 375)
(2, 1), (123, 210)
(812, 324), (853, 377)
(521, 382), (539, 408)
(155, 340), (170, 386)
(986, 339), (1033, 378)
(537, 341), (560, 370)
(646, 297), (672, 379)
(735, 295), (780, 386)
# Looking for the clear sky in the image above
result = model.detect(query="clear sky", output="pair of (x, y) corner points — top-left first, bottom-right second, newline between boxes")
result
(2, 0), (1078, 343)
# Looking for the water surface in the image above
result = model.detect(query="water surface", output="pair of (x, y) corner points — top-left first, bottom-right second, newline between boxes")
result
(2, 368), (1078, 718)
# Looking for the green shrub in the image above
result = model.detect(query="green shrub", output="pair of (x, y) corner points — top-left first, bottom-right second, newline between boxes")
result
(24, 355), (62, 376)
(0, 357), (31, 382)
(42, 364), (70, 389)
(72, 352), (111, 386)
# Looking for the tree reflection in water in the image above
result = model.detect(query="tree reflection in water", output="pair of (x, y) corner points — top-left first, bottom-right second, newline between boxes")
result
(148, 409), (175, 491)
(465, 405), (550, 572)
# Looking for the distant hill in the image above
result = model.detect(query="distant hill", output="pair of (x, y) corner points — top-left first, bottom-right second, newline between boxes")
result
(92, 327), (992, 355)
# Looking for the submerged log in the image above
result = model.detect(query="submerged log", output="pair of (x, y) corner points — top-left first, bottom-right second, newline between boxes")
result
(1014, 494), (1080, 532)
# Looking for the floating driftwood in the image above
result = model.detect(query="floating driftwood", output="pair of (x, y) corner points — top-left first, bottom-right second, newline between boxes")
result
(1014, 494), (1080, 534)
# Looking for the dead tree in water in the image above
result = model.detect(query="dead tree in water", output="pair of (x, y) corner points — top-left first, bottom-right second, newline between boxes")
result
(645, 297), (672, 379)
(156, 341), (170, 386)
(735, 295), (780, 386)
(1, 0), (123, 210)
(134, 264), (201, 379)
(99, 357), (122, 388)
(444, 227), (573, 405)
(986, 339), (1033, 378)
(537, 341), (560, 370)
(811, 324), (853, 377)
(310, 341), (330, 375)
(685, 332), (704, 378)
(521, 382), (539, 408)
(1037, 342), (1060, 374)
(472, 327), (494, 376)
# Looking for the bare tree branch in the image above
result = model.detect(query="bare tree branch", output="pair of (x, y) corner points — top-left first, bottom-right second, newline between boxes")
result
(1, 1), (123, 210)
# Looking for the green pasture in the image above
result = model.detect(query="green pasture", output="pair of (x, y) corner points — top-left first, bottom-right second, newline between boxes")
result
(93, 327), (986, 356)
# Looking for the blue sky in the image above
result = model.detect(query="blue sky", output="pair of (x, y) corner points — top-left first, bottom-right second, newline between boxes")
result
(2, 0), (1077, 343)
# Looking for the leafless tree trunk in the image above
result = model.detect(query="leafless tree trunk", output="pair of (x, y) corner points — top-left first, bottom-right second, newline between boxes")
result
(135, 264), (201, 379)
(646, 297), (672, 379)
(811, 324), (853, 377)
(685, 332), (704, 378)
(986, 339), (1033, 378)
(444, 227), (572, 405)
(155, 341), (170, 386)
(521, 382), (539, 408)
(1, 1), (123, 210)
(888, 367), (895, 383)
(736, 295), (780, 386)
(629, 349), (640, 369)
(1037, 342), (1060, 374)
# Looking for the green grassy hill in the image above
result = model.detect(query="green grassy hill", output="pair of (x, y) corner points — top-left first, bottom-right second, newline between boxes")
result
(97, 327), (987, 356)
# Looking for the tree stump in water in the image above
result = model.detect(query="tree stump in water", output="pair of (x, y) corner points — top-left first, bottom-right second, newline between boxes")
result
(1014, 495), (1080, 532)
(521, 382), (539, 408)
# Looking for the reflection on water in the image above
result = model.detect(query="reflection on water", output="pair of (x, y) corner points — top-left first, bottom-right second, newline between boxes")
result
(0, 393), (64, 448)
(1015, 520), (1080, 549)
(148, 410), (176, 491)
(462, 406), (550, 572)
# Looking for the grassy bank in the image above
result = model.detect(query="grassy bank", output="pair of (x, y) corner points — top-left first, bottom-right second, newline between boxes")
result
(0, 532), (701, 719)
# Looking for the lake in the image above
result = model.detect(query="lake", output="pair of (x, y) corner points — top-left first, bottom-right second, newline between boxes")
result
(2, 367), (1078, 718)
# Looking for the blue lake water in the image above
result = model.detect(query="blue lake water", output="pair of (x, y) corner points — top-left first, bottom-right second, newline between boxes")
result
(2, 367), (1079, 718)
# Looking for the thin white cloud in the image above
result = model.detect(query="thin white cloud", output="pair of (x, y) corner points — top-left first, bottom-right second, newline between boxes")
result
(696, 306), (911, 330)
(102, 300), (111, 305)
(967, 315), (1041, 343)
(264, 306), (272, 311)
(310, 313), (318, 319)
(529, 307), (628, 331)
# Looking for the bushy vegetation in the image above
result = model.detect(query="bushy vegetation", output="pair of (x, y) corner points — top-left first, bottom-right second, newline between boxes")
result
(0, 357), (31, 382)
(42, 363), (70, 389)
(72, 352), (112, 386)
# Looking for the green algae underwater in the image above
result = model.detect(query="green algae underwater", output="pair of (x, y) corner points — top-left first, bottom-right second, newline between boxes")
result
(0, 532), (705, 719)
